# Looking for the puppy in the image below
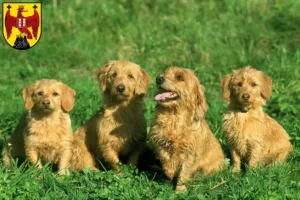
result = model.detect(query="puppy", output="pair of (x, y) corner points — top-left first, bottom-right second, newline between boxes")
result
(220, 66), (293, 172)
(150, 67), (224, 191)
(73, 60), (151, 172)
(2, 79), (76, 175)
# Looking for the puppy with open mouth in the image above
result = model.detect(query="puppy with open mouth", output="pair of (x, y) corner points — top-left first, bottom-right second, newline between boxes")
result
(150, 67), (224, 191)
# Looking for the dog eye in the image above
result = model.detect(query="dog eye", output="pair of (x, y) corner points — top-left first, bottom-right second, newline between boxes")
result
(252, 83), (257, 87)
(37, 92), (43, 96)
(237, 82), (242, 87)
(53, 92), (59, 96)
(128, 74), (134, 79)
(177, 75), (184, 81)
(112, 73), (117, 77)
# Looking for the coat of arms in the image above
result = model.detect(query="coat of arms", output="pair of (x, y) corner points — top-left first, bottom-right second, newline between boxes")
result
(3, 3), (41, 50)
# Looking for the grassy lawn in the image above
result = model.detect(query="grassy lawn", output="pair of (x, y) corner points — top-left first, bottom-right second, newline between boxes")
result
(1, 0), (300, 199)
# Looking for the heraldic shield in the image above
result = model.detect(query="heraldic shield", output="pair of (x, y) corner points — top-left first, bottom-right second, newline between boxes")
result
(2, 2), (41, 50)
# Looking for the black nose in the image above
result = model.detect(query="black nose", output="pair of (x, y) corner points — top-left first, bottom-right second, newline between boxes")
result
(242, 94), (250, 100)
(116, 84), (125, 93)
(42, 100), (50, 106)
(156, 76), (164, 85)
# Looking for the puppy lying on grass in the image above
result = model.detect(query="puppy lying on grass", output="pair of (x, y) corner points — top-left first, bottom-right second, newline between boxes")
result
(150, 67), (224, 191)
(73, 60), (151, 172)
(220, 66), (293, 172)
(2, 79), (76, 175)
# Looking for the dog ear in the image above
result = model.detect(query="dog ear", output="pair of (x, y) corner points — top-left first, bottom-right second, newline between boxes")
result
(194, 82), (209, 121)
(61, 83), (76, 112)
(135, 68), (151, 96)
(220, 75), (232, 102)
(22, 83), (36, 110)
(96, 61), (115, 93)
(261, 74), (272, 99)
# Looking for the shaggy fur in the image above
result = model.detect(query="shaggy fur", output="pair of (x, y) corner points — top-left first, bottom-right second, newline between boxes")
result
(2, 79), (76, 175)
(220, 66), (293, 172)
(72, 60), (151, 172)
(150, 67), (224, 191)
(69, 135), (98, 172)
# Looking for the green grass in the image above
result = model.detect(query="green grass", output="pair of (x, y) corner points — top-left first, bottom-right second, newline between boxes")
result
(1, 0), (300, 199)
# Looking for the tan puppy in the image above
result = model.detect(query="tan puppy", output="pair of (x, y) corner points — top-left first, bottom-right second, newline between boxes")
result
(2, 79), (76, 175)
(150, 67), (224, 191)
(73, 60), (151, 172)
(220, 66), (293, 172)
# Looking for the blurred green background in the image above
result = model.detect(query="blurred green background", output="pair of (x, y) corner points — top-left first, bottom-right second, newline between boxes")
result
(0, 0), (299, 199)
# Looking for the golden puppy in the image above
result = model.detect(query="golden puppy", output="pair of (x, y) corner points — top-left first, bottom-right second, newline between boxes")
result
(220, 66), (293, 172)
(2, 79), (76, 175)
(73, 60), (151, 172)
(150, 67), (224, 191)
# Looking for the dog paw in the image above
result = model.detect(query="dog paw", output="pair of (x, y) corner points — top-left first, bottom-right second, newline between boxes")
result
(175, 185), (187, 192)
(165, 171), (175, 180)
(58, 169), (70, 176)
(231, 167), (241, 173)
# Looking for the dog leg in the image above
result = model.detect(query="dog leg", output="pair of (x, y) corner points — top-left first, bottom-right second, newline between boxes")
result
(231, 149), (241, 172)
(248, 144), (262, 168)
(163, 162), (176, 180)
(102, 149), (121, 173)
(2, 148), (12, 168)
(58, 148), (72, 176)
(176, 159), (195, 191)
(159, 151), (176, 180)
(274, 147), (292, 164)
(202, 159), (224, 175)
(26, 148), (42, 169)
(127, 149), (142, 166)
(26, 149), (42, 169)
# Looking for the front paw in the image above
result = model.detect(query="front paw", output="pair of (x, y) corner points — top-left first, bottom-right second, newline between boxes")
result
(165, 170), (175, 180)
(58, 169), (70, 176)
(111, 164), (121, 174)
(232, 166), (241, 173)
(176, 184), (187, 191)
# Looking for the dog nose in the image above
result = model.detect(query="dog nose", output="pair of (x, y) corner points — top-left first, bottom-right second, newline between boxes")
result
(42, 100), (50, 106)
(242, 94), (250, 100)
(156, 76), (164, 85)
(116, 84), (125, 93)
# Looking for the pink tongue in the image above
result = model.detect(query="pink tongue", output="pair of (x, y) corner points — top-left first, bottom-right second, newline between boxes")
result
(155, 92), (173, 101)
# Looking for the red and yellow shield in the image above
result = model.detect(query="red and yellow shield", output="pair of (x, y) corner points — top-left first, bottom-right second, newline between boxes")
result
(2, 2), (41, 50)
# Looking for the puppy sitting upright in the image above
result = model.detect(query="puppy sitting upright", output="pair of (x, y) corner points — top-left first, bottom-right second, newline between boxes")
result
(2, 79), (76, 175)
(74, 60), (151, 172)
(220, 66), (293, 172)
(150, 67), (224, 191)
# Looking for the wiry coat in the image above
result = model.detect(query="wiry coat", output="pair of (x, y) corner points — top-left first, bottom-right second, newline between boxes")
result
(221, 67), (293, 172)
(71, 60), (151, 172)
(150, 67), (224, 190)
(2, 79), (76, 175)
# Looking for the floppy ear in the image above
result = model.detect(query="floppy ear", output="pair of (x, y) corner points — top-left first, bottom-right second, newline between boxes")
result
(22, 83), (36, 110)
(194, 82), (209, 121)
(220, 75), (232, 102)
(135, 68), (151, 96)
(61, 84), (76, 112)
(261, 74), (272, 99)
(96, 61), (115, 93)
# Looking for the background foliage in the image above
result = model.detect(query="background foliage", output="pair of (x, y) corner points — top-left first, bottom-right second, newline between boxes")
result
(0, 0), (299, 199)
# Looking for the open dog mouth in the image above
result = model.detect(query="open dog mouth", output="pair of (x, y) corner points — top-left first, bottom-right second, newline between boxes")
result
(155, 90), (179, 102)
